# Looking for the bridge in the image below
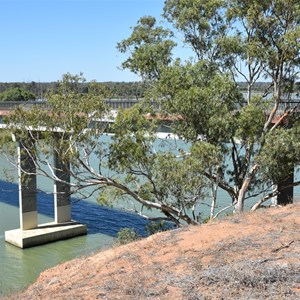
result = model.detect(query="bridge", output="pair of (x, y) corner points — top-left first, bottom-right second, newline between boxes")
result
(0, 97), (299, 122)
(0, 97), (299, 248)
(0, 98), (155, 113)
(1, 97), (299, 131)
(0, 97), (299, 112)
(0, 99), (154, 248)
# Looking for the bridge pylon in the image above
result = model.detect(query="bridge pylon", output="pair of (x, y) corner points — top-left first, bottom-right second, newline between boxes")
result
(5, 132), (87, 248)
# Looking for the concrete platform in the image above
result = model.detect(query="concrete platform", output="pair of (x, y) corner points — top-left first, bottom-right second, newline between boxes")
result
(5, 221), (87, 248)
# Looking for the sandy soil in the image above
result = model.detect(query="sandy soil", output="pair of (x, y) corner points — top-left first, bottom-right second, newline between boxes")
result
(4, 203), (300, 300)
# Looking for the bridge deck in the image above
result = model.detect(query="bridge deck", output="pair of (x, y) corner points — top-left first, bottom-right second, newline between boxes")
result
(0, 99), (299, 126)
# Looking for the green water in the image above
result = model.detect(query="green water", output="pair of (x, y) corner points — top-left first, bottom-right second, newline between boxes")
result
(0, 201), (114, 295)
(0, 136), (299, 296)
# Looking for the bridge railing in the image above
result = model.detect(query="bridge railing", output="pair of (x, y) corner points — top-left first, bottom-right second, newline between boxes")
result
(0, 101), (49, 110)
(0, 99), (160, 110)
(0, 98), (298, 113)
(237, 100), (299, 115)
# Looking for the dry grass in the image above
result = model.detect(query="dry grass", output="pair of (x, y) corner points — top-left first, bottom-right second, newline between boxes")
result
(4, 203), (300, 300)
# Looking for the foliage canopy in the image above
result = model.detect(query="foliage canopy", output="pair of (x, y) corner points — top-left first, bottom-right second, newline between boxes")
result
(2, 1), (300, 226)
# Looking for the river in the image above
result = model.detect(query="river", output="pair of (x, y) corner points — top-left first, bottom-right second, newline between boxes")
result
(0, 136), (299, 295)
(0, 143), (152, 295)
(0, 178), (154, 295)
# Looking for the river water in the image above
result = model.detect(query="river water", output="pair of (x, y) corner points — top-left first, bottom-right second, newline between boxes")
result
(0, 144), (153, 295)
(0, 136), (299, 295)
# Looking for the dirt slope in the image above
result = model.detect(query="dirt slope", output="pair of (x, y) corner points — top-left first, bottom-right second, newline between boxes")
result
(6, 203), (300, 300)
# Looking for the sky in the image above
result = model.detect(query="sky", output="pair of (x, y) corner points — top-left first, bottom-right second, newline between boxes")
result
(0, 0), (166, 83)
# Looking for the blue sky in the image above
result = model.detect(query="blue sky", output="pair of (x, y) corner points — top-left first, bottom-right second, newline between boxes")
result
(0, 0), (166, 82)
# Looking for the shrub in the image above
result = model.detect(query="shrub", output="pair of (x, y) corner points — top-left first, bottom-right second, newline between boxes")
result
(145, 221), (170, 236)
(116, 227), (140, 245)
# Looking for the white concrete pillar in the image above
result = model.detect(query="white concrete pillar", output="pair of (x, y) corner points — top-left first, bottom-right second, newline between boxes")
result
(18, 139), (38, 230)
(53, 147), (71, 223)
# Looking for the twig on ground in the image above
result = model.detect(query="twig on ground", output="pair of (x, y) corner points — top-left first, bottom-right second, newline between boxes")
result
(271, 240), (299, 252)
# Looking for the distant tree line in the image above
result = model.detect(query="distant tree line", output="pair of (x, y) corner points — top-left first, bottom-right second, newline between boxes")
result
(1, 81), (292, 102)
(0, 81), (150, 101)
(0, 87), (35, 102)
(238, 81), (300, 94)
(0, 81), (46, 100)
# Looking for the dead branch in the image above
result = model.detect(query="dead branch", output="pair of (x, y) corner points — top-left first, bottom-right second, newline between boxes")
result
(271, 240), (299, 253)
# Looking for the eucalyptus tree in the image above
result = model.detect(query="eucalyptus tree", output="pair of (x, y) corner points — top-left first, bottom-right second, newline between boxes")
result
(117, 16), (176, 81)
(3, 1), (300, 227)
(3, 73), (212, 226)
(117, 0), (300, 214)
(226, 0), (300, 211)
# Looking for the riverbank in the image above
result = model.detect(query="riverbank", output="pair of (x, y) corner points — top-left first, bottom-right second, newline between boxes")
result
(5, 202), (300, 300)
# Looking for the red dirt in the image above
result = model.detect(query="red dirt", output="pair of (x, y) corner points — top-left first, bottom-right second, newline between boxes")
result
(5, 203), (300, 300)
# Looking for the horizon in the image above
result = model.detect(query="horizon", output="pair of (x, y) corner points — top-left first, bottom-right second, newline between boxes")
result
(0, 80), (272, 84)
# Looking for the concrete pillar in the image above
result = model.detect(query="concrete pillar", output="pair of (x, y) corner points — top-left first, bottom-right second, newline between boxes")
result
(5, 133), (87, 249)
(18, 140), (38, 230)
(53, 148), (71, 223)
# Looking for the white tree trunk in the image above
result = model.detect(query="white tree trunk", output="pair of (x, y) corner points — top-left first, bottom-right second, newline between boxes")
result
(235, 164), (259, 213)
